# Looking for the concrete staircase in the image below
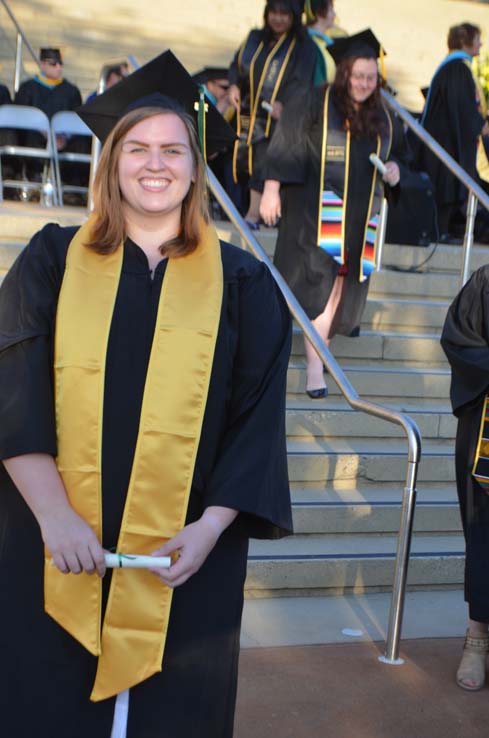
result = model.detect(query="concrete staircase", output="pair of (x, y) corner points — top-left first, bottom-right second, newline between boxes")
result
(0, 204), (476, 604)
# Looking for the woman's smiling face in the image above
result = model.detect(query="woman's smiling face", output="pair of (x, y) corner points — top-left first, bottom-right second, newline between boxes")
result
(118, 112), (195, 220)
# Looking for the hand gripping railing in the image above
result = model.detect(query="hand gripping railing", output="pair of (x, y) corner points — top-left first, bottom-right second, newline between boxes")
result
(0, 0), (39, 92)
(207, 168), (421, 664)
(381, 89), (489, 288)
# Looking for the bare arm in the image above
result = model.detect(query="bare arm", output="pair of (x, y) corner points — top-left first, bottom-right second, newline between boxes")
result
(2, 453), (106, 576)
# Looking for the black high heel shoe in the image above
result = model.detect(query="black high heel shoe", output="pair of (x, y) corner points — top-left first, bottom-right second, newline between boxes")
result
(306, 386), (328, 399)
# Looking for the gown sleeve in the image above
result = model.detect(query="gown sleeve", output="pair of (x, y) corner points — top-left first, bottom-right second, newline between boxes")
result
(263, 86), (319, 185)
(440, 266), (489, 416)
(204, 259), (293, 539)
(0, 224), (68, 459)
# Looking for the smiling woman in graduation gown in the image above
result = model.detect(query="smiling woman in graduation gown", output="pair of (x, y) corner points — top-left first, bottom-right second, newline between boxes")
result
(0, 52), (292, 738)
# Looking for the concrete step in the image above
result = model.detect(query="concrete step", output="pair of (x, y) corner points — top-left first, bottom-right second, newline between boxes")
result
(0, 203), (86, 241)
(362, 297), (449, 331)
(286, 399), (455, 440)
(241, 589), (467, 645)
(369, 269), (459, 301)
(292, 327), (447, 364)
(382, 241), (489, 275)
(287, 361), (450, 399)
(286, 438), (454, 484)
(291, 483), (460, 534)
(245, 532), (464, 594)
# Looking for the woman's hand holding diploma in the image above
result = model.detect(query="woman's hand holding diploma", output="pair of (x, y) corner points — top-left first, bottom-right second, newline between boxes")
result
(2, 453), (106, 577)
(149, 506), (238, 588)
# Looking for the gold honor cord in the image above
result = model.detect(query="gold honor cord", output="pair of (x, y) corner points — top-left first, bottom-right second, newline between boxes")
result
(359, 110), (393, 280)
(317, 86), (331, 246)
(341, 123), (351, 268)
(47, 217), (223, 701)
(265, 38), (296, 139)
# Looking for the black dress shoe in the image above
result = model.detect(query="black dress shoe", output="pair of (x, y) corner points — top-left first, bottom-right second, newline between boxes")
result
(306, 387), (328, 399)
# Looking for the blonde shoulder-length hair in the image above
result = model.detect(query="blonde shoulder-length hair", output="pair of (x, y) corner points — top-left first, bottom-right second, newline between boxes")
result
(85, 105), (210, 258)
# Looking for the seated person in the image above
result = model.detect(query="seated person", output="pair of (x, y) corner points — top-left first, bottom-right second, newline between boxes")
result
(85, 61), (130, 103)
(14, 48), (82, 186)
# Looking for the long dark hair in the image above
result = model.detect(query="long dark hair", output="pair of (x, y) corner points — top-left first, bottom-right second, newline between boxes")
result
(262, 0), (307, 42)
(332, 57), (387, 139)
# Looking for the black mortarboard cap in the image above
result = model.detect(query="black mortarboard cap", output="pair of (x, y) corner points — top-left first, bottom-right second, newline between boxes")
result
(40, 48), (63, 64)
(328, 29), (385, 64)
(192, 67), (229, 85)
(77, 50), (236, 156)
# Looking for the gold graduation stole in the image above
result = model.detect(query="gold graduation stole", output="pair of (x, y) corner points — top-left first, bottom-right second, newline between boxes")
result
(45, 216), (223, 701)
(472, 395), (489, 493)
(316, 86), (392, 282)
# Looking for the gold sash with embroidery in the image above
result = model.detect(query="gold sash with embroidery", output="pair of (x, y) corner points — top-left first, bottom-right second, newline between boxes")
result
(45, 216), (223, 701)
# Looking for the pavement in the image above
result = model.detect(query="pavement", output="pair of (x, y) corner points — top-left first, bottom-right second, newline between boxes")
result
(235, 590), (485, 738)
(235, 638), (487, 738)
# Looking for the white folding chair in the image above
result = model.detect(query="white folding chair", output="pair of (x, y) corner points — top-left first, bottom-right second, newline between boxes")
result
(50, 111), (93, 205)
(0, 104), (58, 205)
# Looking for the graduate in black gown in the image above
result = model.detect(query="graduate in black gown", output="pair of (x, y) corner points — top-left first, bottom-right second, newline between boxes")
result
(14, 47), (82, 183)
(441, 268), (489, 691)
(261, 29), (409, 398)
(228, 0), (316, 226)
(418, 24), (489, 240)
(0, 51), (292, 738)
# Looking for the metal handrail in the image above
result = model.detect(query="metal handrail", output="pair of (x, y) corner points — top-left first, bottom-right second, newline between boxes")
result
(207, 167), (422, 665)
(381, 89), (489, 287)
(0, 0), (40, 92)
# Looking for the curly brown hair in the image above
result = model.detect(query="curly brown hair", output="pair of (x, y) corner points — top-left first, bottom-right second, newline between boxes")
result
(332, 57), (387, 140)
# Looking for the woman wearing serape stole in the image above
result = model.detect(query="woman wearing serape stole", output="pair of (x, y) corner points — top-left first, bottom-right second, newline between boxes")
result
(441, 269), (489, 691)
(261, 29), (410, 398)
(0, 51), (292, 738)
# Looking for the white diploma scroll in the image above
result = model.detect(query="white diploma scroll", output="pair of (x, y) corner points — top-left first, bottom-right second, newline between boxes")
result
(369, 153), (387, 176)
(104, 553), (172, 569)
(261, 100), (273, 113)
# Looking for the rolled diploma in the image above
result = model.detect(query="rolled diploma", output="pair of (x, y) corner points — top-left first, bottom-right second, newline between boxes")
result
(369, 153), (387, 176)
(261, 100), (273, 113)
(105, 553), (171, 569)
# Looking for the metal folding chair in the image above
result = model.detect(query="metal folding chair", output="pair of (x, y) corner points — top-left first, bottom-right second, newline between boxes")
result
(0, 104), (58, 204)
(50, 110), (93, 206)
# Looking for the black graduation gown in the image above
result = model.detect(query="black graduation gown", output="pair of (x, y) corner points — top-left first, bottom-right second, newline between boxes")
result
(14, 77), (82, 155)
(418, 59), (484, 209)
(264, 85), (410, 333)
(229, 28), (316, 189)
(441, 266), (489, 622)
(14, 77), (82, 118)
(0, 83), (11, 104)
(0, 224), (292, 738)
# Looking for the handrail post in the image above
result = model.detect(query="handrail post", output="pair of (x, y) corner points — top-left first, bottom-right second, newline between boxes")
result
(14, 32), (22, 93)
(460, 192), (477, 288)
(379, 460), (418, 664)
(376, 198), (388, 272)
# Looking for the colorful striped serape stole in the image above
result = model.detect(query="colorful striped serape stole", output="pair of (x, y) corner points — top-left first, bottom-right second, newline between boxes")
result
(362, 215), (379, 280)
(472, 396), (489, 493)
(319, 190), (378, 281)
(319, 190), (343, 262)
